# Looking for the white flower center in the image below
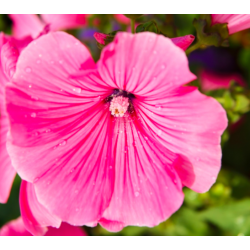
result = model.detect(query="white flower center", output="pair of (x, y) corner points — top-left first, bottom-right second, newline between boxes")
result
(109, 96), (129, 117)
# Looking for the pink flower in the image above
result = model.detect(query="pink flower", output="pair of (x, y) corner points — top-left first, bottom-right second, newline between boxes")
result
(6, 31), (227, 231)
(0, 32), (32, 203)
(114, 14), (131, 25)
(200, 69), (245, 92)
(9, 14), (88, 39)
(211, 14), (250, 35)
(0, 217), (86, 236)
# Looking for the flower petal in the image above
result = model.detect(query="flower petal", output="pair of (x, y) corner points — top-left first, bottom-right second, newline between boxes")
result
(134, 86), (228, 192)
(0, 34), (16, 203)
(170, 35), (195, 51)
(99, 114), (184, 231)
(9, 14), (44, 39)
(0, 217), (87, 236)
(97, 32), (196, 98)
(41, 14), (87, 31)
(20, 181), (61, 236)
(211, 14), (250, 35)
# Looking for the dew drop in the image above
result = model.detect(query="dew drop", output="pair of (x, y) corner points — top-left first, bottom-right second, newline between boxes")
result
(25, 67), (31, 73)
(157, 129), (162, 136)
(31, 96), (39, 100)
(47, 181), (51, 185)
(109, 166), (113, 169)
(153, 50), (157, 54)
(59, 140), (67, 146)
(212, 176), (216, 181)
(45, 129), (51, 133)
(161, 64), (166, 69)
(75, 189), (79, 194)
(28, 85), (32, 88)
(173, 179), (177, 184)
(59, 60), (63, 64)
(31, 112), (36, 118)
(39, 54), (42, 57)
(36, 60), (41, 64)
(134, 192), (140, 197)
(73, 87), (81, 94)
(155, 105), (162, 110)
(75, 208), (79, 212)
(144, 136), (148, 141)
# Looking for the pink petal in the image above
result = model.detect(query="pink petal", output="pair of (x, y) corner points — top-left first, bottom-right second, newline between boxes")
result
(0, 217), (87, 236)
(45, 222), (87, 236)
(170, 35), (195, 51)
(0, 33), (16, 203)
(20, 181), (61, 236)
(99, 114), (184, 231)
(41, 14), (87, 31)
(97, 32), (196, 98)
(9, 14), (44, 39)
(6, 32), (112, 225)
(134, 86), (228, 192)
(200, 69), (246, 92)
(114, 14), (131, 25)
(0, 217), (31, 236)
(211, 14), (250, 35)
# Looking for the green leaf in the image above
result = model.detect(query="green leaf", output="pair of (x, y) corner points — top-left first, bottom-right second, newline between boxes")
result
(136, 20), (159, 34)
(199, 199), (250, 235)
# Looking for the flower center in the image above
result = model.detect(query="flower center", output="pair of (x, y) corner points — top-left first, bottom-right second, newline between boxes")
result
(109, 96), (129, 117)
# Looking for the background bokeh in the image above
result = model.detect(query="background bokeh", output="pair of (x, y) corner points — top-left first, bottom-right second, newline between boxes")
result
(1, 14), (250, 236)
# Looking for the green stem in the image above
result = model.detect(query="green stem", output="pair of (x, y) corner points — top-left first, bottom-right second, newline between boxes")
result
(131, 19), (135, 34)
(185, 40), (202, 56)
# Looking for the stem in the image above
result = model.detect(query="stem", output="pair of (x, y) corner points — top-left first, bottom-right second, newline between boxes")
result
(185, 41), (202, 56)
(131, 19), (135, 34)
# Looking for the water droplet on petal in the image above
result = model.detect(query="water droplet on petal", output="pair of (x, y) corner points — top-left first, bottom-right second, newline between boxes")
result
(36, 60), (41, 64)
(153, 50), (157, 54)
(45, 129), (51, 133)
(135, 192), (140, 197)
(144, 136), (148, 141)
(39, 54), (42, 57)
(161, 64), (166, 69)
(59, 60), (63, 64)
(155, 105), (161, 110)
(212, 176), (216, 181)
(75, 189), (79, 194)
(31, 112), (36, 118)
(109, 166), (113, 169)
(157, 129), (162, 136)
(75, 208), (79, 212)
(73, 87), (81, 94)
(25, 67), (31, 73)
(28, 85), (32, 88)
(31, 96), (39, 100)
(59, 140), (67, 146)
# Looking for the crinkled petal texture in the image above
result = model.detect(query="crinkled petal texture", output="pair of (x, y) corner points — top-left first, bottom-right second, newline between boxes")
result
(0, 217), (86, 236)
(6, 31), (227, 231)
(200, 69), (245, 92)
(41, 14), (87, 31)
(20, 181), (61, 236)
(170, 35), (195, 51)
(9, 14), (44, 39)
(0, 33), (17, 203)
(211, 14), (250, 34)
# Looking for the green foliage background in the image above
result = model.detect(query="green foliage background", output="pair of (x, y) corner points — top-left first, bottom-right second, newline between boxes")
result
(1, 14), (250, 236)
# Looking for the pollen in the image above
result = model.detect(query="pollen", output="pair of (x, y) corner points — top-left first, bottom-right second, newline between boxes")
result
(109, 96), (129, 117)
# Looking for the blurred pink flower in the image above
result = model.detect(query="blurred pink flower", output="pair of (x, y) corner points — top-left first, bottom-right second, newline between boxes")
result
(0, 32), (32, 203)
(0, 216), (86, 236)
(211, 14), (250, 34)
(114, 14), (131, 25)
(6, 31), (227, 231)
(9, 14), (88, 39)
(200, 69), (245, 92)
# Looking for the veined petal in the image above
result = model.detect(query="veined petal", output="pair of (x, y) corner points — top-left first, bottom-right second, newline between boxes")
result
(20, 181), (61, 236)
(100, 114), (184, 231)
(134, 86), (228, 192)
(97, 32), (196, 98)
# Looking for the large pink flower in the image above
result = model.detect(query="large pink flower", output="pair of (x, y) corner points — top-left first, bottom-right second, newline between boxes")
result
(211, 14), (250, 35)
(6, 31), (227, 231)
(9, 14), (88, 39)
(0, 32), (32, 203)
(0, 217), (86, 236)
